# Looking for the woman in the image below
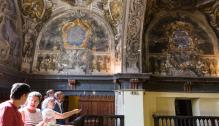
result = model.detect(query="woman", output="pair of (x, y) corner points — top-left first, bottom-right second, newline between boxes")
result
(41, 97), (81, 125)
(19, 91), (47, 126)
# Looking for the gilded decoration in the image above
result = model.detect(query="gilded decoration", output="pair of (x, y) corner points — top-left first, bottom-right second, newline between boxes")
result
(109, 0), (123, 23)
(62, 19), (92, 49)
(125, 0), (146, 72)
(32, 9), (114, 75)
(20, 0), (46, 20)
(146, 13), (218, 77)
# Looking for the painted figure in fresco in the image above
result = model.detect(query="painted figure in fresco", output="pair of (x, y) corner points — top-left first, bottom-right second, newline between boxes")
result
(23, 29), (34, 63)
(104, 56), (111, 72)
(43, 55), (51, 71)
(160, 60), (166, 75)
(49, 55), (57, 71)
(36, 55), (43, 71)
(33, 8), (112, 75)
(96, 56), (102, 72)
(0, 1), (11, 61)
(0, 0), (20, 64)
(92, 58), (97, 72)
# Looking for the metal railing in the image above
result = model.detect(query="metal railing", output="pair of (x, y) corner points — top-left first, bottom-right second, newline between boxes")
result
(153, 115), (219, 126)
(72, 115), (124, 126)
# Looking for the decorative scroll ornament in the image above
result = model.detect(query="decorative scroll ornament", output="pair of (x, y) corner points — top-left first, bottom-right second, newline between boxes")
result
(125, 0), (146, 72)
(62, 19), (92, 49)
(109, 0), (123, 23)
(20, 0), (46, 20)
(203, 1), (219, 33)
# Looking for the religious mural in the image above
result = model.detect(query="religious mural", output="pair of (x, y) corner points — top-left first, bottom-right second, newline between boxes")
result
(18, 0), (123, 73)
(0, 0), (22, 69)
(32, 9), (114, 75)
(103, 0), (123, 72)
(19, 0), (53, 72)
(146, 11), (218, 77)
(4, 0), (219, 77)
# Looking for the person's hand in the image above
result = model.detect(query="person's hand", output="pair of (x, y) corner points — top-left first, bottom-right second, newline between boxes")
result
(74, 109), (82, 114)
(77, 109), (82, 113)
(43, 117), (55, 124)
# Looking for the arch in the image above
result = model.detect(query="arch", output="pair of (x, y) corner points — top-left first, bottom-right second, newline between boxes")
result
(144, 10), (219, 77)
(32, 8), (115, 75)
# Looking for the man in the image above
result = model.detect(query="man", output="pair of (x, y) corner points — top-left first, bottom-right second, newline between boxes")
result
(54, 91), (65, 125)
(0, 83), (31, 126)
(46, 89), (55, 98)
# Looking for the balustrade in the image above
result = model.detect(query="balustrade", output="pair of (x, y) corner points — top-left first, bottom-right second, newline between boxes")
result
(153, 115), (219, 126)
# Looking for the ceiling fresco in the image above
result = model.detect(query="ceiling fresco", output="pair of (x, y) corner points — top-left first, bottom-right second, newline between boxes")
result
(32, 9), (114, 75)
(0, 0), (22, 69)
(18, 0), (124, 74)
(144, 0), (219, 77)
(3, 0), (219, 77)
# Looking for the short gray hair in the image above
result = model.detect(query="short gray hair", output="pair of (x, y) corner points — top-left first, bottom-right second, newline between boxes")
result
(41, 97), (54, 110)
(54, 91), (64, 99)
(27, 91), (42, 101)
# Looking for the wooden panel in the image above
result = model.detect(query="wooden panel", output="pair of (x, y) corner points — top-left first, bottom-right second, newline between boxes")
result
(79, 96), (115, 115)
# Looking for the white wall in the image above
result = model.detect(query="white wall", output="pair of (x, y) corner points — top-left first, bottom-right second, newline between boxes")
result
(192, 99), (200, 116)
(116, 91), (219, 126)
(115, 90), (145, 126)
(143, 92), (219, 126)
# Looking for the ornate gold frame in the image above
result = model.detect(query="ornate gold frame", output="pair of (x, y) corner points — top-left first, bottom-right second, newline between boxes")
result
(62, 19), (91, 49)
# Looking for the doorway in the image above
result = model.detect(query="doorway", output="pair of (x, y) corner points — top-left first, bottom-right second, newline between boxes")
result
(175, 99), (193, 116)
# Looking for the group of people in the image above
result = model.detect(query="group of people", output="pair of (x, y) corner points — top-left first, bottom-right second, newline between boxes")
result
(0, 83), (81, 126)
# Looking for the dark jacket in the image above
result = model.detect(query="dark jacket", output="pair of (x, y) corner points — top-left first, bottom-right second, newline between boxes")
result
(54, 101), (65, 125)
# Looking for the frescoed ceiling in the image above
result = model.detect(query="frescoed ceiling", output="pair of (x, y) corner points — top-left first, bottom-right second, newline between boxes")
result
(0, 0), (23, 69)
(2, 0), (219, 78)
(32, 9), (114, 75)
(17, 0), (124, 74)
(143, 0), (219, 77)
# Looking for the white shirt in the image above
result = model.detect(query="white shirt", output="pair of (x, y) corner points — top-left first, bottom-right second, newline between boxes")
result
(19, 107), (43, 126)
(42, 108), (56, 126)
(56, 101), (64, 113)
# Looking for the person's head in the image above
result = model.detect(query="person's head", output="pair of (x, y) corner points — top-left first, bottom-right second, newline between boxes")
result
(46, 89), (54, 97)
(10, 83), (31, 104)
(54, 91), (64, 103)
(41, 97), (55, 110)
(26, 91), (42, 110)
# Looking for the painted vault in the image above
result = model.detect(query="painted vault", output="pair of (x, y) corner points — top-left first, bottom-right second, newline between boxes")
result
(32, 9), (114, 75)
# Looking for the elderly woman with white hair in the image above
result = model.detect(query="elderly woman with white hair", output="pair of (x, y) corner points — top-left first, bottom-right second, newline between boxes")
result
(41, 97), (81, 125)
(19, 91), (47, 126)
